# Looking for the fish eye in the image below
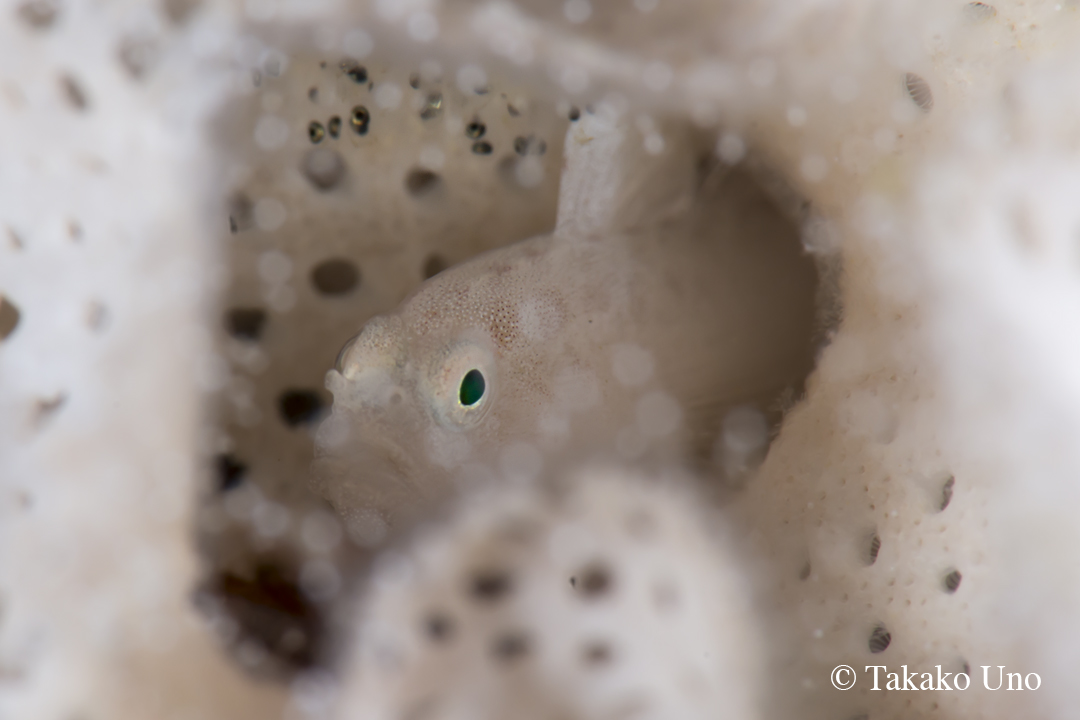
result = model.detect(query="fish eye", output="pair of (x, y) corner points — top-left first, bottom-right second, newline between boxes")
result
(459, 369), (486, 406)
(426, 340), (494, 429)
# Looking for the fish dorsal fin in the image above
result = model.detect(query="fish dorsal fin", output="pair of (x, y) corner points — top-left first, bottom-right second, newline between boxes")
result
(555, 111), (701, 237)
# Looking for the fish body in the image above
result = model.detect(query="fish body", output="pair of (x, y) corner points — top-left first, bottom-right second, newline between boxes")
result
(314, 119), (818, 524)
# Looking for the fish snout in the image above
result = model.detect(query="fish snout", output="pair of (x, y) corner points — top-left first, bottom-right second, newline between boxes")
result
(334, 315), (407, 380)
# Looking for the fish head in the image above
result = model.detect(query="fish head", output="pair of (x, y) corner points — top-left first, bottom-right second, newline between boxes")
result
(314, 258), (551, 522)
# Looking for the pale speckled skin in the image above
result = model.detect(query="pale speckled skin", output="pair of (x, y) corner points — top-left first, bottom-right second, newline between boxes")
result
(313, 143), (819, 525)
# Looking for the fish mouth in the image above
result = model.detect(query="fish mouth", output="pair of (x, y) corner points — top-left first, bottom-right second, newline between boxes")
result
(338, 433), (432, 517)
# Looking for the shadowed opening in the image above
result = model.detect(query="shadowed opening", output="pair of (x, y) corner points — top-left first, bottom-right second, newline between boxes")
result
(0, 295), (21, 341)
(311, 258), (360, 296)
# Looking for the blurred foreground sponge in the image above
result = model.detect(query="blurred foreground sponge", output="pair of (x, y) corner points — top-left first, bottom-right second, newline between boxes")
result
(335, 467), (762, 720)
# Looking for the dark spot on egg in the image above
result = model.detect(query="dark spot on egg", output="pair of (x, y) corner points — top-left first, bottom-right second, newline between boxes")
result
(466, 121), (486, 139)
(226, 307), (267, 341)
(350, 105), (370, 135)
(327, 116), (341, 138)
(311, 258), (360, 296)
(409, 72), (420, 89)
(308, 121), (325, 144)
(514, 136), (528, 155)
(307, 86), (318, 102)
(278, 389), (325, 427)
(341, 61), (367, 84)
(472, 141), (493, 155)
(569, 106), (581, 121)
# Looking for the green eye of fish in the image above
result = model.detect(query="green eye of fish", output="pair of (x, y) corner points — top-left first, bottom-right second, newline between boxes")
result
(426, 341), (494, 429)
(459, 369), (486, 406)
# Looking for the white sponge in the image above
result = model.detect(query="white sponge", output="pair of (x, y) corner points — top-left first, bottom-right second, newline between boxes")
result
(334, 467), (762, 720)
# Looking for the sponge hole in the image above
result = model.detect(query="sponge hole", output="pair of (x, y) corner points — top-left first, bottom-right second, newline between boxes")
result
(17, 0), (59, 28)
(943, 568), (962, 594)
(217, 453), (248, 492)
(311, 258), (360, 296)
(868, 624), (891, 653)
(938, 475), (955, 512)
(570, 562), (614, 599)
(277, 389), (326, 427)
(226, 308), (267, 341)
(903, 72), (933, 112)
(865, 532), (881, 566)
(0, 295), (21, 341)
